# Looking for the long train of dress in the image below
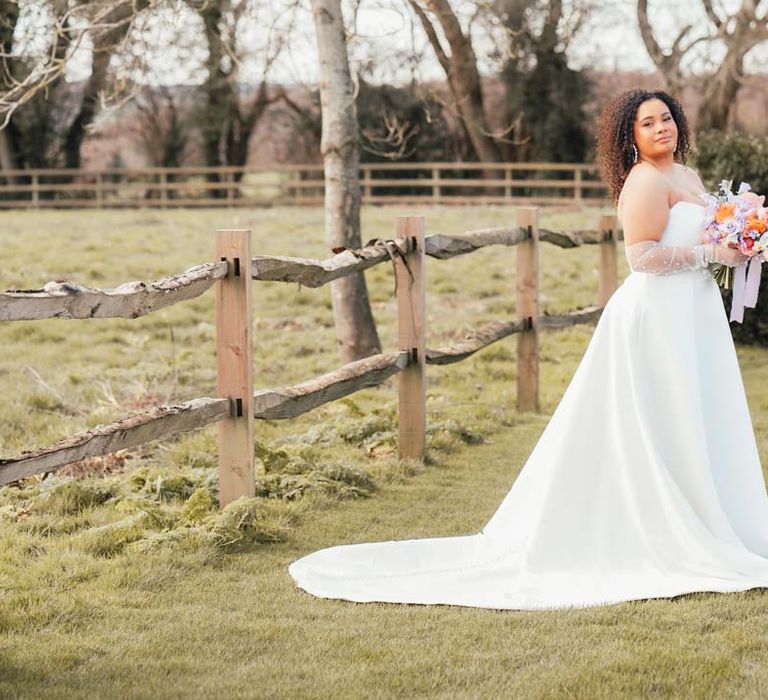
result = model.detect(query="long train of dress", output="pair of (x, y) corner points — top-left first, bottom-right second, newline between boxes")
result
(288, 201), (768, 610)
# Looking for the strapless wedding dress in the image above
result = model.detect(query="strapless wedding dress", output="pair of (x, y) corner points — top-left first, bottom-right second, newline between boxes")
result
(288, 201), (768, 610)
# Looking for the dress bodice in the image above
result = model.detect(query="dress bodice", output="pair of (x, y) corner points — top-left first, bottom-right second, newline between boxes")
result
(659, 200), (707, 247)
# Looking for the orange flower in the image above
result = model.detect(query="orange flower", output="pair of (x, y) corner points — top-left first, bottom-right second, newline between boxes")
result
(746, 217), (768, 234)
(715, 203), (736, 222)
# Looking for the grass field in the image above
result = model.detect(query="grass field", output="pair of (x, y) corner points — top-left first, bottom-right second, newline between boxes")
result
(2, 205), (768, 699)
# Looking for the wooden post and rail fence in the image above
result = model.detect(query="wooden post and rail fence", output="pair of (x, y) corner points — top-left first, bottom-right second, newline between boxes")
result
(0, 208), (621, 504)
(0, 162), (608, 209)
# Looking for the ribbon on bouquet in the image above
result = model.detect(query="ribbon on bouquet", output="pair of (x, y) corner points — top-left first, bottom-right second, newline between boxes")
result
(730, 256), (763, 323)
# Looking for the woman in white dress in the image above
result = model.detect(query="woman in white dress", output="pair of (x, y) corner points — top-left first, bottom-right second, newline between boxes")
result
(288, 89), (768, 610)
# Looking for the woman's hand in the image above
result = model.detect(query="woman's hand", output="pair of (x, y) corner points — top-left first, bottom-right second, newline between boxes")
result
(710, 246), (751, 267)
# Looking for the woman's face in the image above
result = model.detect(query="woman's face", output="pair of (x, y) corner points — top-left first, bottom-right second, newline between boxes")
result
(633, 98), (678, 160)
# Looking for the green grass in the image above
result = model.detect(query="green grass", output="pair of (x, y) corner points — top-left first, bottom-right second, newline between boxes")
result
(2, 204), (768, 698)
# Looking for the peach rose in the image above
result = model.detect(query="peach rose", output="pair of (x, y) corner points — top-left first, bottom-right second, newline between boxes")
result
(740, 192), (766, 208)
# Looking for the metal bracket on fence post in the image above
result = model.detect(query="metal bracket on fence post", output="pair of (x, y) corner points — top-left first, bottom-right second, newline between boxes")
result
(523, 225), (533, 241)
(395, 216), (426, 460)
(215, 230), (255, 507)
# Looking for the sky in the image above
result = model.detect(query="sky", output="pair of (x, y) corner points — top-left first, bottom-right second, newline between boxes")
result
(12, 0), (768, 87)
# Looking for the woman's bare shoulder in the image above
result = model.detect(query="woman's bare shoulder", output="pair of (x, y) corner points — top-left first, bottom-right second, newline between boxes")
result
(676, 162), (706, 188)
(618, 163), (668, 210)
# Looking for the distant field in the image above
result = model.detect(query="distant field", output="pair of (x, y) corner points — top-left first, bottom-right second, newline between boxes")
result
(3, 205), (768, 699)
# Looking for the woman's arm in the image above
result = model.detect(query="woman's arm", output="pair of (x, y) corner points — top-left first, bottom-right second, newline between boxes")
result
(620, 164), (670, 246)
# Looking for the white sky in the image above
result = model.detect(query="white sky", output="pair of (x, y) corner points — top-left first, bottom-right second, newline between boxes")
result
(13, 0), (768, 86)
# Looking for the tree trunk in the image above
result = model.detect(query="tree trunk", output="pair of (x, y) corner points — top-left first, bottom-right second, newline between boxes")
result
(193, 1), (279, 194)
(0, 130), (17, 172)
(0, 0), (19, 172)
(198, 1), (229, 195)
(62, 0), (149, 168)
(226, 79), (273, 183)
(636, 0), (687, 97)
(697, 48), (743, 132)
(310, 0), (381, 362)
(63, 47), (112, 168)
(409, 0), (501, 164)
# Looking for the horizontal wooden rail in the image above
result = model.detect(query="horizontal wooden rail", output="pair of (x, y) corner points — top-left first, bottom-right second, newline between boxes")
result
(0, 222), (622, 322)
(426, 319), (527, 365)
(253, 351), (410, 420)
(1, 195), (610, 209)
(0, 161), (610, 209)
(250, 227), (621, 287)
(425, 228), (528, 259)
(0, 162), (600, 178)
(286, 178), (607, 189)
(251, 244), (398, 288)
(0, 303), (606, 485)
(539, 305), (603, 329)
(0, 261), (228, 321)
(0, 397), (231, 486)
(0, 353), (411, 484)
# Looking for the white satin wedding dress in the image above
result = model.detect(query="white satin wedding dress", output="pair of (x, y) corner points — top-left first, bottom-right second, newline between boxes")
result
(289, 201), (768, 610)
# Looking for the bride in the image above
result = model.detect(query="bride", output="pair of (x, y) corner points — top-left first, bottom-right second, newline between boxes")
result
(288, 89), (768, 610)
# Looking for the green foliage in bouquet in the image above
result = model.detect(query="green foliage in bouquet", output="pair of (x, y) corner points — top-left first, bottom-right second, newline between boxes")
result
(694, 131), (768, 344)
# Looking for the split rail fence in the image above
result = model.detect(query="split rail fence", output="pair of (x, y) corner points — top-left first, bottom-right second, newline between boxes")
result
(0, 208), (621, 505)
(0, 162), (608, 209)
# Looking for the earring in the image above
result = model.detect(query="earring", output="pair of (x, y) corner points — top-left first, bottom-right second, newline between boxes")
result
(632, 144), (638, 164)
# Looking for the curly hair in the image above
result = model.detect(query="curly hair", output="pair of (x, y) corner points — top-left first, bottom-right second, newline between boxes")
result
(595, 89), (691, 203)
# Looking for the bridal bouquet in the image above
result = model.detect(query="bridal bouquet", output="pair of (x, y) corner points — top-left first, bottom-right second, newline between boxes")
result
(700, 180), (768, 322)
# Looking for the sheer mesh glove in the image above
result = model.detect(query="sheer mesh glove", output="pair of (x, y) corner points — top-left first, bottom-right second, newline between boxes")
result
(625, 240), (750, 274)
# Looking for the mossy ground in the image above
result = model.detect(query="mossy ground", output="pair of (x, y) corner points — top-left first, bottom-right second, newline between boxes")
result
(2, 205), (768, 698)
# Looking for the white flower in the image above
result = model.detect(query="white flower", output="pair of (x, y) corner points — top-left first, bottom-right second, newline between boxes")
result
(720, 179), (733, 196)
(738, 182), (752, 195)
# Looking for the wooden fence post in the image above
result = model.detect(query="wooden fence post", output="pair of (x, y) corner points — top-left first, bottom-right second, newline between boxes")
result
(431, 168), (440, 204)
(31, 173), (39, 209)
(226, 172), (235, 204)
(95, 173), (103, 209)
(395, 215), (426, 460)
(215, 229), (255, 507)
(363, 167), (372, 201)
(598, 213), (618, 307)
(516, 207), (539, 412)
(574, 169), (583, 202)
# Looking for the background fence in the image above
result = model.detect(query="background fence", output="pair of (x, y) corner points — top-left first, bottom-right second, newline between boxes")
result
(0, 208), (621, 505)
(0, 162), (609, 209)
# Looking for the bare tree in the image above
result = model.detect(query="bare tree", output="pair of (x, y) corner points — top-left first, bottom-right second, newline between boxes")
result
(64, 0), (151, 167)
(637, 0), (768, 132)
(188, 0), (289, 192)
(132, 85), (189, 168)
(0, 0), (21, 170)
(310, 0), (381, 362)
(486, 0), (593, 163)
(406, 0), (501, 163)
(1, 0), (153, 169)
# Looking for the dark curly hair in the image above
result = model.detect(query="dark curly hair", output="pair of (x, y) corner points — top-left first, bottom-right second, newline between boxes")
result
(595, 89), (691, 203)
